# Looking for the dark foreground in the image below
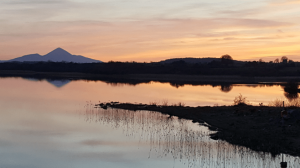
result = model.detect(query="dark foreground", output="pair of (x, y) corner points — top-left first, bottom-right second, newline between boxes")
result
(96, 102), (300, 157)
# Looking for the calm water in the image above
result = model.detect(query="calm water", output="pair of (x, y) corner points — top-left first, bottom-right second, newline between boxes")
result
(0, 77), (299, 167)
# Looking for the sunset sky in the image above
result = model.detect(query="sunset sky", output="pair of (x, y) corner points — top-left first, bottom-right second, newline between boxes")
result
(0, 0), (300, 62)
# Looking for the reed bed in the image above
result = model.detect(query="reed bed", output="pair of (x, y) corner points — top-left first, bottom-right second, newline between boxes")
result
(84, 104), (300, 168)
(268, 98), (300, 107)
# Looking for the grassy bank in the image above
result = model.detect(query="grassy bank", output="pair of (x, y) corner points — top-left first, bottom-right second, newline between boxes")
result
(96, 102), (300, 157)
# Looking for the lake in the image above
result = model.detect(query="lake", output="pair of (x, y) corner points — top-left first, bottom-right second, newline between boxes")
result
(0, 77), (299, 167)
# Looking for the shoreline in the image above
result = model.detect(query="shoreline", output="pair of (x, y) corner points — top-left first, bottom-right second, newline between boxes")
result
(96, 102), (300, 157)
(1, 70), (300, 84)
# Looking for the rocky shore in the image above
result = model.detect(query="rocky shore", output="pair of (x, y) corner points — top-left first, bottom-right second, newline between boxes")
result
(96, 102), (300, 157)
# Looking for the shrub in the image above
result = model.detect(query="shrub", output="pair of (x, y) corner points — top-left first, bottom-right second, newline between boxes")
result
(233, 94), (248, 106)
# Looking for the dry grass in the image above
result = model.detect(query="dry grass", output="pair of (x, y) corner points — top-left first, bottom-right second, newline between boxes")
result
(172, 102), (185, 107)
(149, 100), (185, 107)
(268, 98), (300, 107)
(288, 99), (300, 107)
(149, 101), (158, 106)
(268, 98), (284, 107)
(161, 99), (169, 106)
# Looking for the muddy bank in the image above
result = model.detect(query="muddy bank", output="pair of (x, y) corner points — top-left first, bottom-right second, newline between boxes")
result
(96, 102), (300, 157)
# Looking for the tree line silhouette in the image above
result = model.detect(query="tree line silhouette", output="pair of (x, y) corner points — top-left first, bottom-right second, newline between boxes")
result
(0, 55), (299, 76)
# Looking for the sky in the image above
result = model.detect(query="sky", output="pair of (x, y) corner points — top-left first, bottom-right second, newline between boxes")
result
(0, 0), (300, 62)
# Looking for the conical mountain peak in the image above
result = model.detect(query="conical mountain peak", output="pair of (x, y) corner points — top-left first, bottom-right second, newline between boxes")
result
(45, 47), (72, 57)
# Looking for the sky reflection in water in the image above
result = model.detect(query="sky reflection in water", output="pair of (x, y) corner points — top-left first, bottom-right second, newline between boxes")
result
(3, 77), (294, 106)
(0, 77), (299, 167)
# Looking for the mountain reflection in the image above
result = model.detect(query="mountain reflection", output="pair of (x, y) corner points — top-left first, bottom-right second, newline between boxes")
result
(45, 79), (71, 88)
(84, 104), (300, 168)
(22, 77), (70, 88)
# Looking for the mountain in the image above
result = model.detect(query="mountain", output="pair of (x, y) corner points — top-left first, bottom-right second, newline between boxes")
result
(3, 48), (102, 63)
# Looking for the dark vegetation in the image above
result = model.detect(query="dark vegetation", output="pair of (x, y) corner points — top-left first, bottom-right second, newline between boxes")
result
(0, 55), (300, 76)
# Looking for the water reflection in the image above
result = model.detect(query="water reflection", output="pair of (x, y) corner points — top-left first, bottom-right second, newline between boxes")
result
(2, 76), (300, 106)
(220, 84), (233, 93)
(3, 75), (299, 92)
(84, 105), (300, 168)
(22, 77), (71, 88)
(282, 82), (300, 101)
(45, 79), (71, 88)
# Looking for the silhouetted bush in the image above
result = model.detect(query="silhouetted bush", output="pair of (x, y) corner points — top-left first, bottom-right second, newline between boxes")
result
(233, 94), (248, 106)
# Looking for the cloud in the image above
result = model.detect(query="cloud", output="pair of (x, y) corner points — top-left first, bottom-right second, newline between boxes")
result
(0, 0), (90, 23)
(270, 0), (300, 5)
(81, 139), (141, 147)
(3, 0), (65, 5)
(210, 18), (292, 28)
(0, 17), (297, 62)
(218, 9), (257, 17)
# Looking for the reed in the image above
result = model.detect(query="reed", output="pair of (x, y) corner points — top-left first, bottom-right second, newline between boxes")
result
(161, 99), (169, 106)
(149, 101), (159, 106)
(268, 98), (284, 107)
(172, 102), (185, 107)
(268, 98), (300, 107)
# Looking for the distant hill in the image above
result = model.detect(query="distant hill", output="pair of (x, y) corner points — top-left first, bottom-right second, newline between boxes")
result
(160, 57), (245, 65)
(2, 48), (102, 63)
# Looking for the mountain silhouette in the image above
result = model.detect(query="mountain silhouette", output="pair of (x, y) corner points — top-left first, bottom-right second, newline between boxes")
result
(4, 48), (102, 63)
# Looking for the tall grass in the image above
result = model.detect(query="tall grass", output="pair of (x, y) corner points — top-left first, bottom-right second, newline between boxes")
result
(149, 101), (159, 106)
(172, 102), (185, 107)
(161, 99), (169, 106)
(150, 99), (185, 107)
(268, 98), (300, 107)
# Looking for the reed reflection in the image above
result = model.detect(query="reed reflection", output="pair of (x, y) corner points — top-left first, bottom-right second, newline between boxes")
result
(84, 104), (300, 168)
